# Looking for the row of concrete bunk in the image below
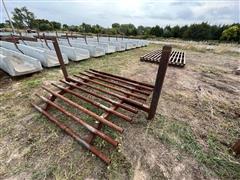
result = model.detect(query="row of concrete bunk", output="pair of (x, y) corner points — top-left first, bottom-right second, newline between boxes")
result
(0, 33), (149, 76)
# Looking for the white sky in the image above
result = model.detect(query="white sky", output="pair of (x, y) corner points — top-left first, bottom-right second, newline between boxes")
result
(0, 0), (239, 27)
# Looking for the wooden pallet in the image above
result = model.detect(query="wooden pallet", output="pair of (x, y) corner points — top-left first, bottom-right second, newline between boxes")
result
(140, 50), (186, 67)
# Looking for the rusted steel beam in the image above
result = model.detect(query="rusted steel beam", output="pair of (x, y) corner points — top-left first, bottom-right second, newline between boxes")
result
(51, 83), (132, 122)
(148, 45), (172, 120)
(42, 86), (124, 133)
(232, 139), (240, 155)
(87, 87), (136, 144)
(60, 80), (138, 114)
(74, 74), (147, 101)
(87, 70), (153, 92)
(51, 38), (69, 80)
(31, 103), (111, 164)
(42, 33), (51, 50)
(68, 77), (150, 112)
(89, 69), (154, 89)
(36, 93), (118, 147)
(81, 71), (151, 96)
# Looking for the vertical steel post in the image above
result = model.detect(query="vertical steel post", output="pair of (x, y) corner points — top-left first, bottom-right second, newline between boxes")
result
(55, 31), (59, 40)
(147, 45), (172, 120)
(84, 35), (88, 44)
(97, 34), (99, 43)
(42, 33), (51, 50)
(66, 33), (72, 47)
(52, 37), (69, 80)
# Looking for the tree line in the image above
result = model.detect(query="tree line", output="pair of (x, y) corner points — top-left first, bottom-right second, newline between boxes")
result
(0, 6), (239, 42)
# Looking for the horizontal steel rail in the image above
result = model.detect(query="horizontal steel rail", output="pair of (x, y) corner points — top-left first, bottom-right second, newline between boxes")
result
(32, 103), (111, 164)
(31, 36), (171, 164)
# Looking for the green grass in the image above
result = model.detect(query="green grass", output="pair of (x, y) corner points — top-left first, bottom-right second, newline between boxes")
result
(149, 115), (240, 179)
(0, 43), (239, 179)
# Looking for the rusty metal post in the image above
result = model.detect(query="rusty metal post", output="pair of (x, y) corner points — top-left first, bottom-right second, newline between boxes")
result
(55, 31), (59, 40)
(232, 139), (240, 155)
(37, 31), (43, 42)
(52, 37), (69, 80)
(84, 34), (88, 44)
(147, 45), (172, 120)
(42, 33), (51, 50)
(97, 34), (99, 43)
(65, 33), (72, 47)
(18, 32), (27, 45)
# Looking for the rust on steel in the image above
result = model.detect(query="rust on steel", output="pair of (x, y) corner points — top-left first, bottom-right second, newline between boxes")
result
(51, 83), (132, 122)
(74, 74), (147, 101)
(148, 45), (172, 120)
(232, 139), (240, 155)
(36, 93), (118, 146)
(41, 85), (124, 133)
(31, 103), (111, 164)
(60, 80), (138, 114)
(31, 36), (171, 164)
(81, 71), (151, 96)
(140, 49), (185, 67)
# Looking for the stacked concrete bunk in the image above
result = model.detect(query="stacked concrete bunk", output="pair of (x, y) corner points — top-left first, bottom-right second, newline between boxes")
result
(0, 33), (148, 77)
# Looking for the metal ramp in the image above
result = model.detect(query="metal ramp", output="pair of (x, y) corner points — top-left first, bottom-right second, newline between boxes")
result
(31, 36), (172, 164)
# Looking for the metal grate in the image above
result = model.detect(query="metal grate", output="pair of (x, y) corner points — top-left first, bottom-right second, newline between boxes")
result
(140, 49), (185, 67)
(31, 35), (172, 164)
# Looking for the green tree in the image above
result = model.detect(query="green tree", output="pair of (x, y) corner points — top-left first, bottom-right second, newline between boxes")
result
(171, 25), (181, 38)
(163, 26), (173, 38)
(150, 25), (163, 37)
(119, 24), (137, 36)
(179, 25), (188, 39)
(80, 23), (92, 33)
(137, 25), (145, 35)
(51, 21), (61, 30)
(39, 23), (53, 31)
(220, 25), (240, 42)
(92, 24), (103, 33)
(0, 23), (5, 28)
(112, 23), (120, 29)
(62, 24), (69, 31)
(12, 6), (35, 28)
(68, 25), (79, 32)
(184, 22), (211, 40)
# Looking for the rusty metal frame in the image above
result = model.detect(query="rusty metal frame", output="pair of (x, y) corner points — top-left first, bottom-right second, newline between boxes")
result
(140, 49), (185, 67)
(31, 35), (171, 164)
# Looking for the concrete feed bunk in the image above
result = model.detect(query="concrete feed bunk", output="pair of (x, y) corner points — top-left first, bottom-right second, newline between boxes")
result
(19, 41), (69, 66)
(0, 47), (42, 76)
(0, 41), (66, 67)
(59, 40), (105, 57)
(47, 42), (90, 61)
(85, 38), (116, 54)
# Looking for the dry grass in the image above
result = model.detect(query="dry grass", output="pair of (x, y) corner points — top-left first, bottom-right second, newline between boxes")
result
(0, 41), (239, 179)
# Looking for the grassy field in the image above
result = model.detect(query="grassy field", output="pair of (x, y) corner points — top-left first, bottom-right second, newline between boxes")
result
(0, 42), (239, 179)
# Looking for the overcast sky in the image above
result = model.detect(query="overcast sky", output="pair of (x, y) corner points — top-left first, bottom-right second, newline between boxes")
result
(0, 0), (239, 27)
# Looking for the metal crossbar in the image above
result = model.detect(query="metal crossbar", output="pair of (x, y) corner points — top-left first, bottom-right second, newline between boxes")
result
(31, 35), (172, 164)
(140, 49), (185, 67)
